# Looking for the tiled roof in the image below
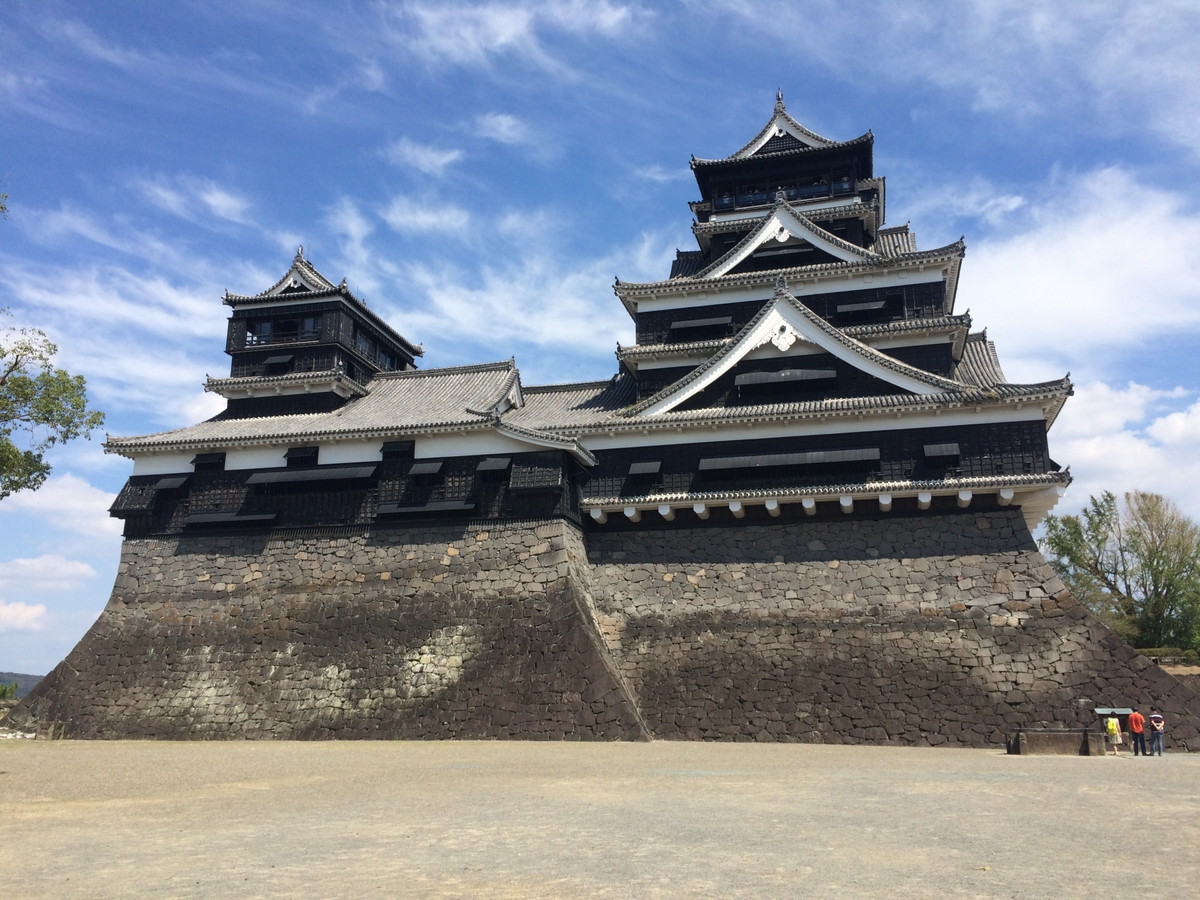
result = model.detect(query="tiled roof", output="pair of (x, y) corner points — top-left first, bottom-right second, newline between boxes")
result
(508, 377), (636, 430)
(691, 199), (877, 240)
(615, 316), (970, 363)
(618, 286), (965, 418)
(204, 370), (370, 399)
(953, 333), (1008, 386)
(616, 235), (966, 299)
(106, 361), (519, 454)
(875, 225), (916, 257)
(692, 133), (873, 168)
(690, 203), (881, 281)
(670, 251), (705, 278)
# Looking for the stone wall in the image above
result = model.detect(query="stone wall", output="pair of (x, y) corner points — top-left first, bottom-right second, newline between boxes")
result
(17, 521), (647, 740)
(15, 509), (1200, 748)
(585, 510), (1200, 748)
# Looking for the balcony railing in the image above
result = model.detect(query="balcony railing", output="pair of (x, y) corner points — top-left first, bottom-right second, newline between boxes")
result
(245, 327), (321, 346)
(713, 179), (856, 211)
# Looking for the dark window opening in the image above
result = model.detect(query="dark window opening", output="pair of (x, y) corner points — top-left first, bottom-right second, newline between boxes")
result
(284, 446), (319, 469)
(381, 440), (415, 460)
(192, 452), (227, 472)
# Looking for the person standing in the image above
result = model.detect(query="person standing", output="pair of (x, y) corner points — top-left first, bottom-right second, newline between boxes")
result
(1148, 708), (1165, 756)
(1105, 712), (1123, 755)
(1128, 706), (1147, 756)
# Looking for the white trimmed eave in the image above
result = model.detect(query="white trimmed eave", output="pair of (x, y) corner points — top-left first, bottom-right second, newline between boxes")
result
(695, 205), (880, 280)
(518, 381), (1073, 452)
(494, 422), (597, 466)
(204, 371), (369, 401)
(635, 297), (960, 417)
(581, 473), (1070, 533)
(616, 315), (969, 370)
(731, 109), (837, 157)
(694, 198), (877, 248)
(102, 418), (499, 460)
(615, 245), (964, 317)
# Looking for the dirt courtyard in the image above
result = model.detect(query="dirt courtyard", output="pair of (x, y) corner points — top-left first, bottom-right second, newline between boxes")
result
(2, 740), (1197, 898)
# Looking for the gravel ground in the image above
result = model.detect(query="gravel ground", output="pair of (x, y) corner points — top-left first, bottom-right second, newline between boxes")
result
(1, 740), (1196, 898)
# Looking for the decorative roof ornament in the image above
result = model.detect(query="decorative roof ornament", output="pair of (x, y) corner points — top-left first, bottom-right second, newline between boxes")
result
(775, 275), (789, 296)
(775, 89), (785, 113)
(295, 245), (305, 261)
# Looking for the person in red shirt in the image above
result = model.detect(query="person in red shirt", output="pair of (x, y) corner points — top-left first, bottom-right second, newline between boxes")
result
(1128, 706), (1147, 756)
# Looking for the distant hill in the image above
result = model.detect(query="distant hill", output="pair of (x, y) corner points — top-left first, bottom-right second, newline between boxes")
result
(0, 672), (43, 699)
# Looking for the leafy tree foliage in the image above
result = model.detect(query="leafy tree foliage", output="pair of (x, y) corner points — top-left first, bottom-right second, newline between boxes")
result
(1042, 491), (1200, 649)
(1, 309), (105, 500)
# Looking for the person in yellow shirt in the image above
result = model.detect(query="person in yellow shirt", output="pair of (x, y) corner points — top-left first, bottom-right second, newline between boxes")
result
(1104, 713), (1122, 755)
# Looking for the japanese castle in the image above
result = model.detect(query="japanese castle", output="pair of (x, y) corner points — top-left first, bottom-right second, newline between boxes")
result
(29, 93), (1200, 748)
(108, 93), (1072, 536)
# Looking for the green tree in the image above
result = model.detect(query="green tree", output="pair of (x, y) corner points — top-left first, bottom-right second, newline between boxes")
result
(1, 309), (105, 500)
(0, 682), (17, 701)
(1041, 490), (1200, 649)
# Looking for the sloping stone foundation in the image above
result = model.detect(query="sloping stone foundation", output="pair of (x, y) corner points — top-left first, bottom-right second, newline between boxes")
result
(16, 521), (648, 740)
(585, 510), (1200, 748)
(15, 509), (1200, 747)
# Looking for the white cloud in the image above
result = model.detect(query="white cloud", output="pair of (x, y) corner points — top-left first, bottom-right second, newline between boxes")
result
(475, 112), (532, 146)
(0, 555), (99, 594)
(634, 164), (686, 184)
(386, 1), (640, 74)
(383, 138), (465, 177)
(324, 197), (378, 295)
(0, 600), (48, 632)
(1047, 382), (1200, 522)
(133, 174), (254, 226)
(0, 474), (121, 537)
(387, 228), (674, 374)
(958, 168), (1200, 383)
(381, 196), (470, 234)
(1147, 398), (1200, 446)
(1053, 382), (1189, 443)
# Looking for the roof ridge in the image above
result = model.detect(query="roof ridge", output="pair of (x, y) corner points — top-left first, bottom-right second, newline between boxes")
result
(372, 359), (515, 380)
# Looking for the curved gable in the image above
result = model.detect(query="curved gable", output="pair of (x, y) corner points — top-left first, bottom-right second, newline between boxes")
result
(696, 204), (880, 280)
(630, 283), (965, 417)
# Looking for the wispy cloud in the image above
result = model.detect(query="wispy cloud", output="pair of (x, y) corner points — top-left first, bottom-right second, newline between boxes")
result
(387, 227), (674, 378)
(134, 174), (253, 226)
(711, 0), (1200, 159)
(384, 138), (465, 177)
(475, 112), (532, 146)
(384, 1), (641, 76)
(381, 196), (470, 234)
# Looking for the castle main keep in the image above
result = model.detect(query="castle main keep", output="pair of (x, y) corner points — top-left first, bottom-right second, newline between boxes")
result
(18, 95), (1200, 746)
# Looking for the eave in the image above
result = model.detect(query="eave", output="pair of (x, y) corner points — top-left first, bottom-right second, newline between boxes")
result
(204, 370), (370, 400)
(523, 379), (1074, 440)
(581, 472), (1071, 532)
(615, 314), (971, 367)
(691, 131), (874, 169)
(615, 241), (966, 317)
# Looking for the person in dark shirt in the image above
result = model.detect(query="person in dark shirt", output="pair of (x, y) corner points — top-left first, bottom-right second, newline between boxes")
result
(1128, 706), (1147, 756)
(1148, 708), (1165, 755)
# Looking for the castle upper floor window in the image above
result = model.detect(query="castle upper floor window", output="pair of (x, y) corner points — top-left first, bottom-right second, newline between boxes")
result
(246, 315), (322, 346)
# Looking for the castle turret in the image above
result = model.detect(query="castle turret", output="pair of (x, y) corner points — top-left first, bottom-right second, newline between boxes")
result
(208, 248), (423, 418)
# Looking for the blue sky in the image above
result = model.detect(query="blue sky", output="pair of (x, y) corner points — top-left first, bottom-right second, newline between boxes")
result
(3, 0), (1200, 675)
